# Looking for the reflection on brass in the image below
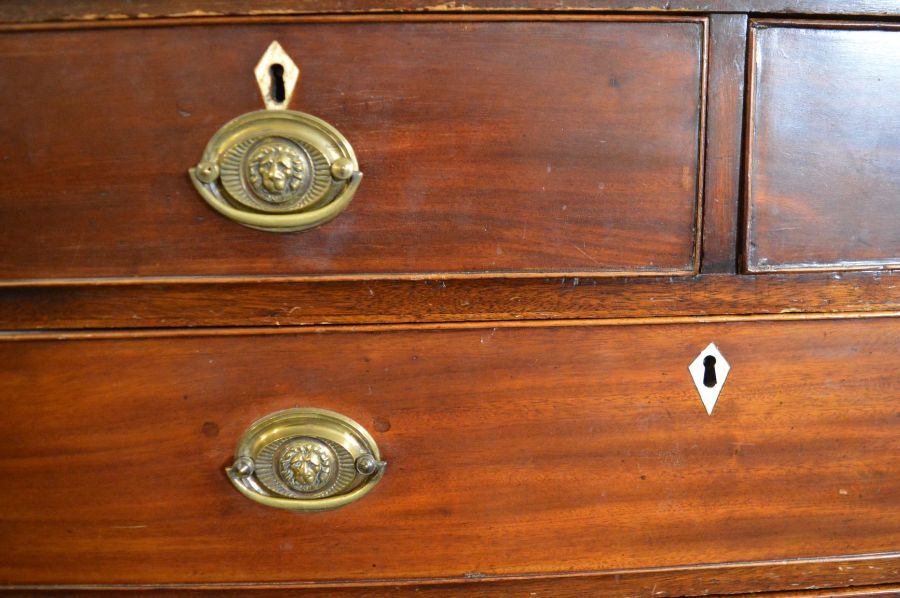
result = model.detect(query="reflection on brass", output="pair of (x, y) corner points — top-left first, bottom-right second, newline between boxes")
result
(189, 41), (361, 232)
(227, 408), (386, 512)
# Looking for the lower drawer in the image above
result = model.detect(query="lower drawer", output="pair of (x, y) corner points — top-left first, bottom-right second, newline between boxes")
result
(0, 318), (898, 590)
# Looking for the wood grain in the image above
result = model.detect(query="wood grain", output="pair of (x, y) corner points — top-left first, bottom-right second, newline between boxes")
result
(1, 9), (898, 598)
(3, 565), (899, 596)
(1, 271), (897, 330)
(0, 0), (899, 26)
(0, 318), (897, 586)
(744, 21), (900, 273)
(754, 586), (900, 598)
(700, 13), (746, 274)
(0, 18), (704, 282)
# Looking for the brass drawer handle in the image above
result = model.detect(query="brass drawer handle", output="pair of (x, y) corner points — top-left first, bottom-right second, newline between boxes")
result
(227, 408), (386, 512)
(189, 41), (361, 233)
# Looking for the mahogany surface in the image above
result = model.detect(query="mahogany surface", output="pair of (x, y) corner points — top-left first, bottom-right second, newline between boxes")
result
(699, 13), (746, 274)
(1, 4), (898, 597)
(745, 21), (900, 273)
(1, 0), (899, 24)
(2, 271), (898, 330)
(0, 18), (704, 281)
(1, 319), (897, 586)
(4, 569), (900, 597)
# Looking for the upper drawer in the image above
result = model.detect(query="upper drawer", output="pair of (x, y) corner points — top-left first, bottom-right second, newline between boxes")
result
(745, 21), (900, 273)
(0, 17), (705, 283)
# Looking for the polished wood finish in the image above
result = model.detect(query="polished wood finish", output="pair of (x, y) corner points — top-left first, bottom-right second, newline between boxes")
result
(5, 566), (900, 596)
(1, 318), (897, 586)
(1, 0), (899, 25)
(0, 18), (704, 282)
(745, 21), (900, 274)
(2, 5), (899, 597)
(758, 587), (900, 598)
(700, 13), (746, 274)
(2, 271), (898, 330)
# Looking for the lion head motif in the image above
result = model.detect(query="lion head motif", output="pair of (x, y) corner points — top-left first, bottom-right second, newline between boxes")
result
(246, 140), (307, 204)
(277, 439), (334, 493)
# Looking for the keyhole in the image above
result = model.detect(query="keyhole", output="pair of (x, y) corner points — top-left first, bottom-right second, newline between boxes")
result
(270, 63), (286, 104)
(702, 355), (718, 388)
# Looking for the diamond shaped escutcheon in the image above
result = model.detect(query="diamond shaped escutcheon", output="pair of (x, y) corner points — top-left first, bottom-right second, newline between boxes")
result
(689, 343), (730, 415)
(254, 40), (300, 110)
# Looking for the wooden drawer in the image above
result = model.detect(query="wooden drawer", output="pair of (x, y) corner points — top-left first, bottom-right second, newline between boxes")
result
(0, 317), (897, 590)
(745, 21), (900, 273)
(0, 17), (705, 282)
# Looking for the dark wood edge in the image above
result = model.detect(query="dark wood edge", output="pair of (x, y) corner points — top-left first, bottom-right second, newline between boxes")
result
(749, 18), (900, 31)
(1, 271), (896, 331)
(0, 269), (699, 288)
(741, 18), (760, 275)
(0, 12), (710, 32)
(1, 552), (897, 596)
(2, 310), (899, 342)
(1, 1), (900, 27)
(741, 18), (900, 275)
(699, 13), (746, 274)
(694, 16), (709, 274)
(745, 585), (900, 598)
(748, 262), (900, 274)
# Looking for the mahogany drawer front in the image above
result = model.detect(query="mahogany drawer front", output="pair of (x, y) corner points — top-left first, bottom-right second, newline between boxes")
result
(0, 318), (897, 588)
(0, 17), (704, 282)
(745, 21), (900, 273)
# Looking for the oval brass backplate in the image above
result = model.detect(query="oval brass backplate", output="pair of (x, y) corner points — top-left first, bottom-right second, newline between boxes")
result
(190, 111), (361, 233)
(227, 408), (386, 512)
(188, 41), (362, 232)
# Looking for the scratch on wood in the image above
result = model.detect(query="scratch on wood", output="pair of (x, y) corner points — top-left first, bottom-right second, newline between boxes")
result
(571, 242), (602, 266)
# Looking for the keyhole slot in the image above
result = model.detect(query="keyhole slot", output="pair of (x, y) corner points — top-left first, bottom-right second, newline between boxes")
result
(702, 355), (718, 388)
(270, 63), (286, 104)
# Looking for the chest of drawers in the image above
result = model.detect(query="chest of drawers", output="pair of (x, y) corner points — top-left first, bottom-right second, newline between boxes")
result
(0, 2), (898, 596)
